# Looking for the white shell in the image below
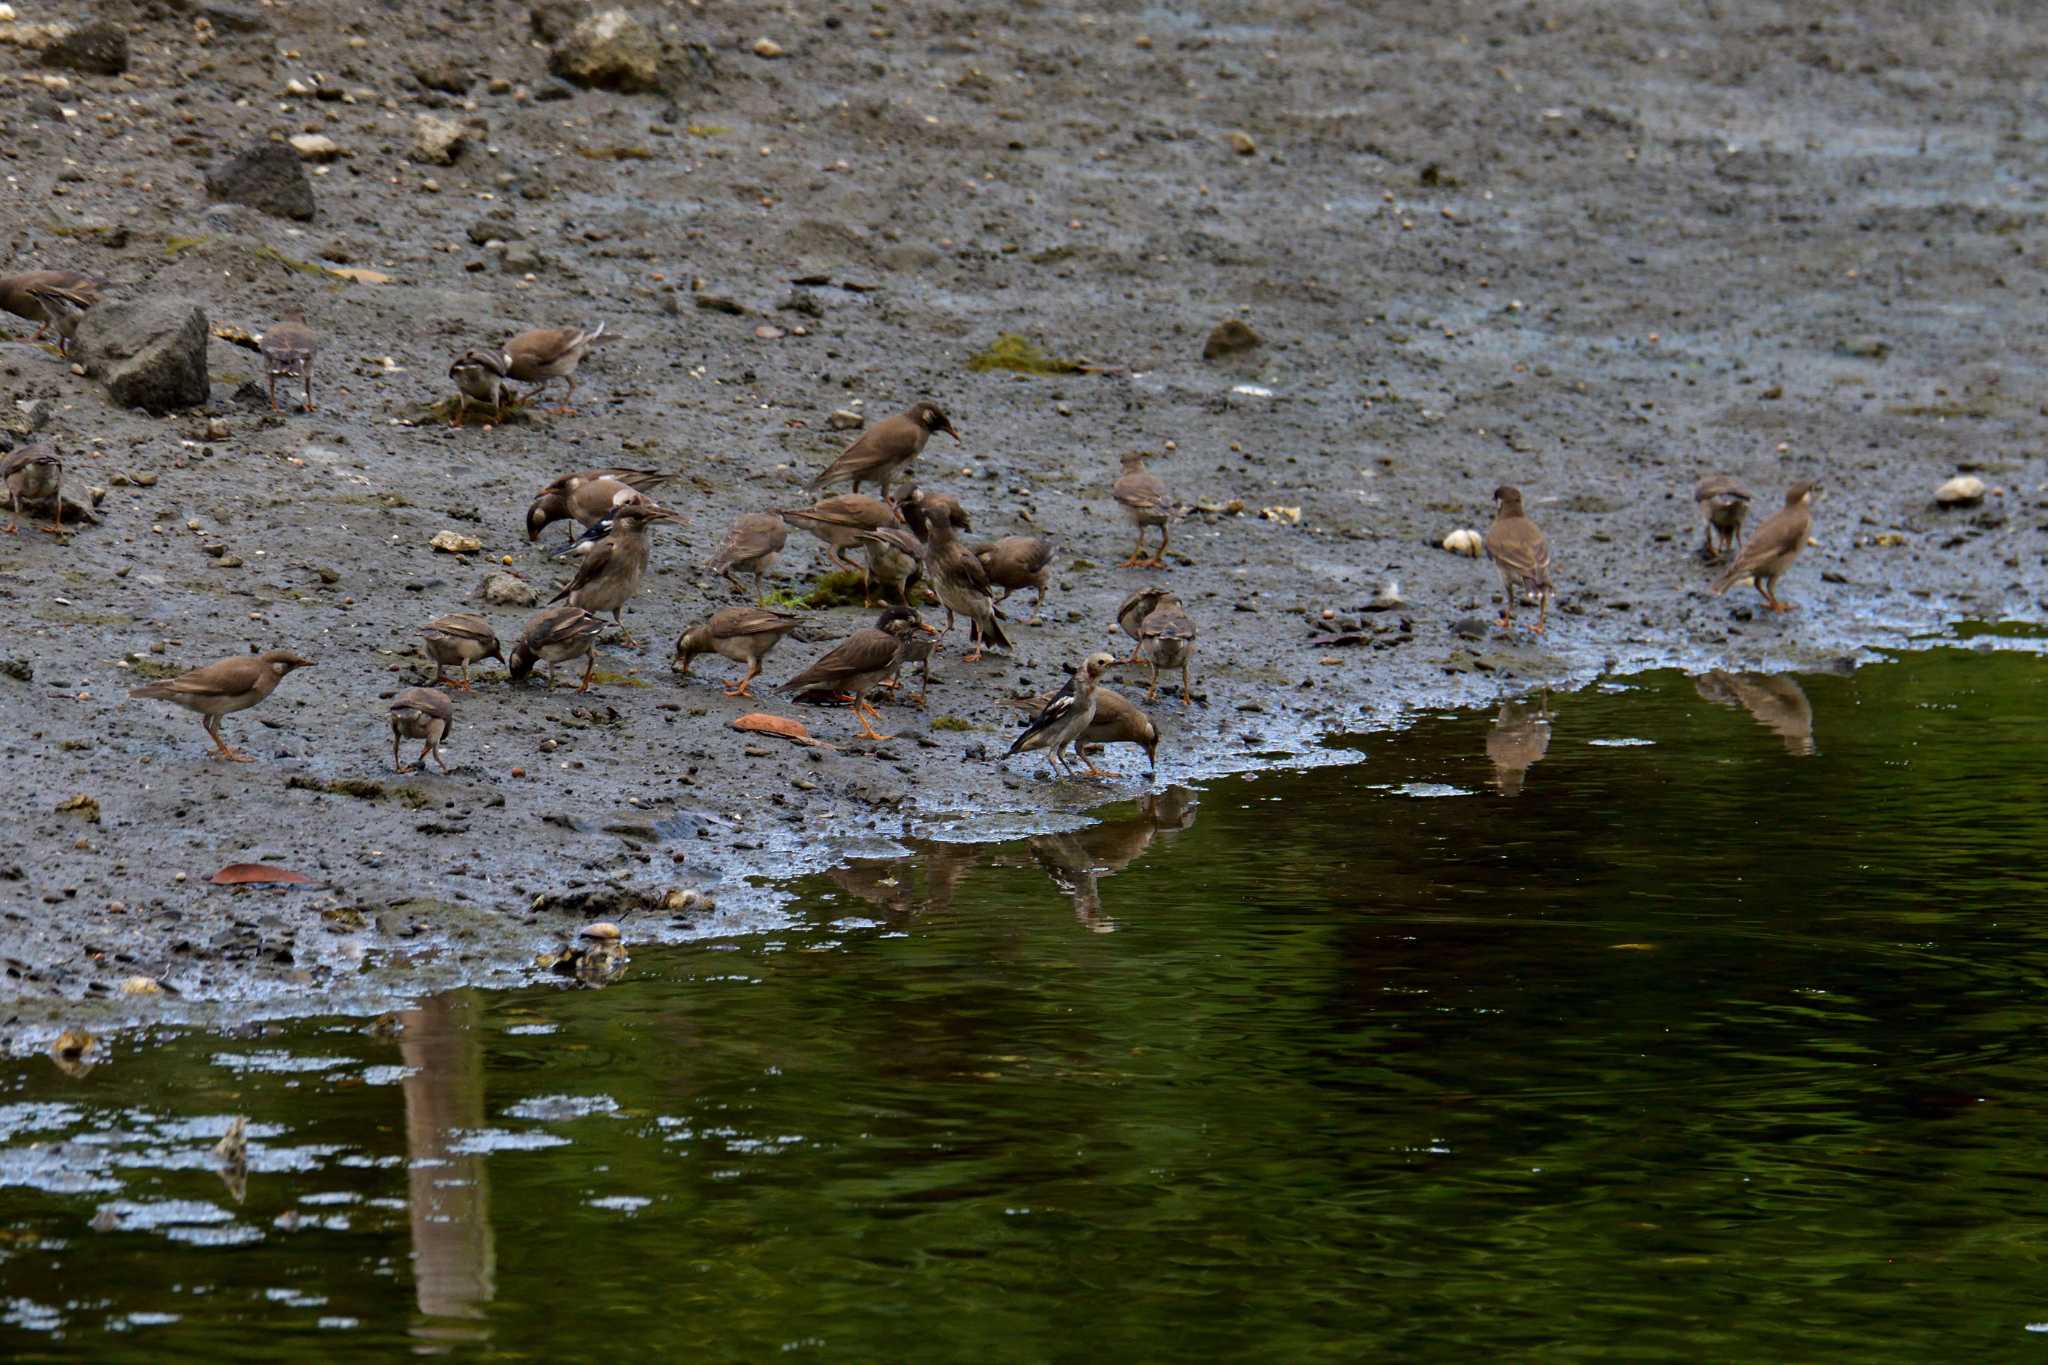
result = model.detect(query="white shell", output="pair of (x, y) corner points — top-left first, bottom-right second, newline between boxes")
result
(1935, 475), (1985, 506)
(1441, 528), (1484, 557)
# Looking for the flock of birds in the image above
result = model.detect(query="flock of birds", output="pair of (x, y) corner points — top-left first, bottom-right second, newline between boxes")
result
(1, 271), (1823, 786)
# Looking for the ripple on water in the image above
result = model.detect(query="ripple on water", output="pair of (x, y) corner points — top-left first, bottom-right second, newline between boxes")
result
(210, 1051), (349, 1075)
(445, 1128), (573, 1154)
(503, 1094), (621, 1122)
(588, 1195), (651, 1214)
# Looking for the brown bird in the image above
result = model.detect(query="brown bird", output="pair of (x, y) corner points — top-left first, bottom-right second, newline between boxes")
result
(1113, 451), (1181, 568)
(3, 443), (63, 535)
(779, 494), (904, 603)
(1693, 475), (1752, 560)
(779, 605), (931, 741)
(0, 271), (100, 355)
(448, 347), (516, 427)
(547, 502), (681, 646)
(975, 535), (1054, 622)
(504, 323), (606, 413)
(127, 649), (314, 763)
(525, 467), (672, 541)
(1115, 586), (1173, 662)
(1131, 594), (1197, 705)
(809, 401), (958, 495)
(388, 687), (454, 774)
(1005, 652), (1119, 777)
(1015, 683), (1160, 775)
(1486, 695), (1552, 797)
(260, 309), (318, 413)
(707, 511), (788, 599)
(1710, 480), (1819, 612)
(1484, 485), (1554, 634)
(673, 606), (802, 698)
(507, 606), (607, 691)
(904, 492), (1010, 662)
(420, 613), (503, 689)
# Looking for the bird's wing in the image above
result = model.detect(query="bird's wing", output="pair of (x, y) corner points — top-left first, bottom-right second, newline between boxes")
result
(1486, 519), (1551, 583)
(551, 540), (619, 602)
(1113, 472), (1170, 510)
(785, 629), (897, 690)
(1008, 676), (1084, 753)
(1713, 506), (1806, 589)
(153, 656), (267, 697)
(720, 607), (801, 638)
(812, 420), (917, 488)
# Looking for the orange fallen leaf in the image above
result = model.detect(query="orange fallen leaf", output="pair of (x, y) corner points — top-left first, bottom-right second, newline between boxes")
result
(732, 712), (834, 748)
(211, 863), (314, 886)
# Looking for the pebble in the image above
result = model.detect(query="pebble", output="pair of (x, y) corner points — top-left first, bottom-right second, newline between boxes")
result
(289, 134), (345, 163)
(431, 530), (483, 554)
(827, 409), (865, 431)
(411, 114), (467, 165)
(119, 976), (161, 995)
(1935, 474), (1985, 507)
(480, 571), (537, 606)
(1442, 528), (1484, 557)
(134, 471), (158, 487)
(753, 37), (786, 58)
(1229, 130), (1257, 156)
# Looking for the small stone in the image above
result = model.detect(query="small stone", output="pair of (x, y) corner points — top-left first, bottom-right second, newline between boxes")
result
(133, 471), (159, 487)
(411, 114), (468, 165)
(55, 794), (100, 823)
(754, 323), (785, 340)
(205, 142), (316, 221)
(119, 975), (162, 995)
(289, 133), (345, 162)
(827, 408), (864, 431)
(1228, 130), (1257, 156)
(431, 530), (483, 554)
(1441, 528), (1484, 557)
(205, 418), (229, 440)
(42, 21), (128, 76)
(580, 921), (623, 941)
(1935, 474), (1986, 507)
(752, 36), (786, 58)
(549, 9), (662, 93)
(410, 55), (474, 94)
(479, 571), (538, 607)
(1202, 317), (1261, 360)
(498, 240), (546, 274)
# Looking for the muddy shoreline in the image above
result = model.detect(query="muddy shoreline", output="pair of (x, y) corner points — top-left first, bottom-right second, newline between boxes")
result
(2, 0), (2044, 1048)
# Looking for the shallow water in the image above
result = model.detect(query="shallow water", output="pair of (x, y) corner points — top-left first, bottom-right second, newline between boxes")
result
(3, 645), (2047, 1360)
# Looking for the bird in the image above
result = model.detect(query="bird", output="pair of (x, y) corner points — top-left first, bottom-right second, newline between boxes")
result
(127, 648), (314, 763)
(673, 606), (803, 698)
(707, 511), (788, 600)
(778, 494), (905, 604)
(862, 524), (927, 608)
(259, 309), (318, 413)
(883, 607), (939, 706)
(419, 613), (502, 689)
(1012, 683), (1160, 775)
(1112, 450), (1181, 568)
(974, 535), (1054, 622)
(1115, 586), (1173, 662)
(903, 491), (1010, 662)
(448, 347), (516, 427)
(1486, 695), (1552, 796)
(504, 323), (606, 413)
(1710, 480), (1820, 613)
(1005, 652), (1118, 777)
(809, 401), (958, 495)
(3, 443), (63, 535)
(546, 502), (682, 646)
(507, 606), (608, 691)
(0, 270), (100, 355)
(778, 605), (932, 741)
(525, 468), (672, 542)
(1131, 594), (1197, 704)
(389, 687), (454, 774)
(1693, 475), (1752, 560)
(1484, 485), (1554, 634)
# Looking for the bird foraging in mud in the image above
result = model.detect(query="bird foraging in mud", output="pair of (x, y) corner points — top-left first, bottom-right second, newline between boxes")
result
(778, 605), (934, 741)
(127, 649), (314, 763)
(903, 491), (1010, 662)
(525, 468), (672, 542)
(504, 323), (606, 413)
(809, 401), (958, 495)
(1710, 480), (1820, 612)
(673, 606), (803, 698)
(389, 687), (454, 774)
(779, 493), (905, 605)
(448, 347), (517, 427)
(420, 613), (503, 689)
(259, 309), (318, 413)
(1113, 451), (1182, 568)
(707, 511), (788, 600)
(3, 443), (64, 536)
(1132, 594), (1198, 704)
(1012, 682), (1160, 775)
(507, 606), (608, 691)
(1693, 475), (1752, 560)
(547, 502), (683, 647)
(1484, 485), (1554, 634)
(974, 535), (1054, 622)
(0, 270), (99, 356)
(1005, 652), (1119, 778)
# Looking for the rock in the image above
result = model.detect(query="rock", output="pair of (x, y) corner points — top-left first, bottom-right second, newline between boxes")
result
(1441, 528), (1484, 557)
(431, 530), (483, 554)
(579, 921), (622, 941)
(411, 114), (467, 165)
(1227, 130), (1256, 156)
(549, 10), (661, 93)
(498, 240), (546, 274)
(827, 408), (864, 431)
(204, 143), (315, 221)
(660, 887), (713, 913)
(752, 36), (785, 58)
(118, 975), (161, 995)
(55, 794), (99, 823)
(529, 0), (585, 42)
(1935, 475), (1986, 507)
(41, 21), (127, 76)
(468, 213), (522, 245)
(73, 297), (211, 413)
(1203, 317), (1261, 360)
(198, 2), (267, 33)
(479, 571), (537, 606)
(410, 55), (474, 94)
(289, 134), (344, 162)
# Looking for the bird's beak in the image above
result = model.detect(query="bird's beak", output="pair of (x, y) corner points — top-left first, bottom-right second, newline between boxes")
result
(944, 426), (961, 442)
(919, 622), (941, 635)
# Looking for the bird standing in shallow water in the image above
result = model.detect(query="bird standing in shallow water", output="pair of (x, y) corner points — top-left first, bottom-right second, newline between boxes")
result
(809, 401), (958, 496)
(1006, 652), (1119, 777)
(128, 649), (314, 763)
(1484, 485), (1553, 634)
(1710, 480), (1820, 612)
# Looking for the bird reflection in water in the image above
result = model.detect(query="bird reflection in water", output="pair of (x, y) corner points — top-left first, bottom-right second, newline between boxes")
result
(399, 991), (496, 1349)
(1695, 669), (1815, 756)
(1028, 785), (1201, 932)
(1487, 692), (1553, 797)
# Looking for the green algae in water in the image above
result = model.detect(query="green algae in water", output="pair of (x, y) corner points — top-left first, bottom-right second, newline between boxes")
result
(966, 332), (1081, 375)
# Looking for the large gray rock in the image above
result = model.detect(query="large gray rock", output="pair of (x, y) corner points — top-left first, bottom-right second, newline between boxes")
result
(42, 22), (128, 76)
(74, 298), (211, 414)
(549, 10), (660, 92)
(204, 143), (315, 221)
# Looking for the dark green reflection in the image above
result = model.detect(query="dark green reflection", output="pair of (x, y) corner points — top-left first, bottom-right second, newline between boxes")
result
(3, 647), (2047, 1362)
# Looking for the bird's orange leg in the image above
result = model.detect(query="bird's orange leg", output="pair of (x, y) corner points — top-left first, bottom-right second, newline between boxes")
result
(577, 654), (596, 692)
(723, 661), (761, 698)
(1119, 527), (1150, 568)
(206, 718), (255, 764)
(852, 700), (895, 742)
